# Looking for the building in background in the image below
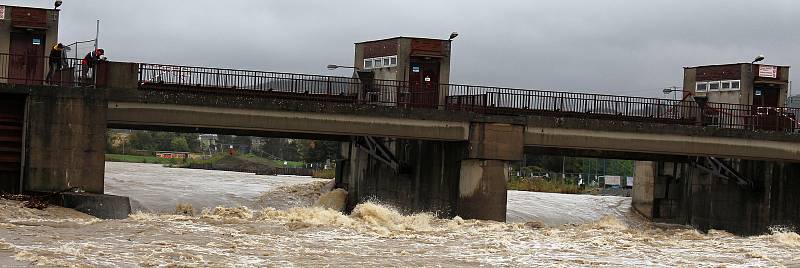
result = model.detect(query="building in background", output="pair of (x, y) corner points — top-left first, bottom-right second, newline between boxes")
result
(0, 4), (60, 84)
(684, 63), (790, 107)
(353, 37), (453, 108)
(683, 63), (793, 130)
(787, 94), (800, 108)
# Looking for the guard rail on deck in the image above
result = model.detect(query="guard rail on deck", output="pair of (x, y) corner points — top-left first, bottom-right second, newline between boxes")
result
(0, 53), (91, 87)
(0, 53), (797, 133)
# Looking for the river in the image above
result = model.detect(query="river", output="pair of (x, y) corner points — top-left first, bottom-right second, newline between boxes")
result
(0, 162), (797, 267)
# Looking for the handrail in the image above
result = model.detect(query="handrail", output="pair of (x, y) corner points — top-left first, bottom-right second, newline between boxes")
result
(0, 53), (796, 133)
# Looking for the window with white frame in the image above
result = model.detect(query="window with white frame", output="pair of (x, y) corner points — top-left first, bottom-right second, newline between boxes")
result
(708, 81), (721, 91)
(362, 55), (399, 69)
(721, 81), (731, 90)
(731, 80), (740, 90)
(696, 82), (708, 92)
(697, 80), (742, 92)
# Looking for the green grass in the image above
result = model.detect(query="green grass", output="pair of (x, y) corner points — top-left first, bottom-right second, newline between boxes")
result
(507, 177), (583, 194)
(106, 153), (308, 169)
(106, 154), (161, 164)
(105, 154), (184, 166)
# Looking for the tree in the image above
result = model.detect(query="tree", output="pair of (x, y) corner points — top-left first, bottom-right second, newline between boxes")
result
(170, 137), (190, 152)
(298, 140), (340, 164)
(258, 138), (301, 161)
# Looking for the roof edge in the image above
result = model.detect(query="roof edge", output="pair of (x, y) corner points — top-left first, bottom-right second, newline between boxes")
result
(355, 36), (450, 44)
(683, 63), (791, 69)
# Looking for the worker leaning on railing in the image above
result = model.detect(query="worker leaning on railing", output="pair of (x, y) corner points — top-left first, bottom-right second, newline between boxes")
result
(80, 48), (106, 83)
(45, 43), (65, 85)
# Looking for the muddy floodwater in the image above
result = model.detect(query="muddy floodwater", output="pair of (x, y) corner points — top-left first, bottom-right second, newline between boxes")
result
(0, 162), (798, 267)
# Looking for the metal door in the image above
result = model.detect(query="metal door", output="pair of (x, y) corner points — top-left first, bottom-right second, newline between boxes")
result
(408, 57), (440, 108)
(8, 31), (46, 85)
(752, 85), (781, 130)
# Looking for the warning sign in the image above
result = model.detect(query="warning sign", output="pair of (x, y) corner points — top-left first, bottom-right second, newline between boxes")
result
(758, 65), (778, 78)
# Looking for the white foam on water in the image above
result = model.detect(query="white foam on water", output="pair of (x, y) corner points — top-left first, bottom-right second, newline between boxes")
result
(0, 162), (796, 267)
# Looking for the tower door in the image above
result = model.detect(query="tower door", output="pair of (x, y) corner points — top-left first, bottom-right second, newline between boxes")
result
(8, 31), (46, 85)
(408, 57), (440, 108)
(752, 85), (781, 130)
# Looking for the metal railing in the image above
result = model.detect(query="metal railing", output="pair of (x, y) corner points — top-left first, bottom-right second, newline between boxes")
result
(444, 83), (798, 132)
(0, 54), (796, 133)
(0, 53), (93, 87)
(137, 63), (440, 107)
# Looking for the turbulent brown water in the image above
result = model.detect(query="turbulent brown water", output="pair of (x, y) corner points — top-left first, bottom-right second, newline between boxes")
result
(0, 162), (798, 267)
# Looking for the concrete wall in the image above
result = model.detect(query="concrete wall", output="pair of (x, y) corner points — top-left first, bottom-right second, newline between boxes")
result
(524, 115), (800, 163)
(340, 122), (522, 221)
(341, 139), (466, 216)
(635, 159), (800, 235)
(632, 161), (656, 218)
(25, 86), (106, 193)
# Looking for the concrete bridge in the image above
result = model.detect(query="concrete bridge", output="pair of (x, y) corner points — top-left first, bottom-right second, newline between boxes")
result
(1, 59), (799, 235)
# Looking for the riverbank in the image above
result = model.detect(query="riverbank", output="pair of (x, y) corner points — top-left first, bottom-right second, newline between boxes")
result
(105, 153), (333, 178)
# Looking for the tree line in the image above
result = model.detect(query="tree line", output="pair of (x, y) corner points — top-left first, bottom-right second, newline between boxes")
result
(106, 130), (341, 164)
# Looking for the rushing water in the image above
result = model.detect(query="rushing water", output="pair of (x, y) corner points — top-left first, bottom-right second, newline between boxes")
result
(0, 162), (797, 267)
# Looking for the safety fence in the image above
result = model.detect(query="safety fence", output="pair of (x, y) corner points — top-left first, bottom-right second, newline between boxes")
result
(0, 54), (796, 133)
(0, 53), (94, 87)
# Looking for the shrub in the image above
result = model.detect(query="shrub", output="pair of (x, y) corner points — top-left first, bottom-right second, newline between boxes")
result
(313, 169), (335, 179)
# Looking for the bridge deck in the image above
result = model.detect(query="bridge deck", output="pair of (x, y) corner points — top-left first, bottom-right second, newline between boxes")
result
(1, 53), (798, 134)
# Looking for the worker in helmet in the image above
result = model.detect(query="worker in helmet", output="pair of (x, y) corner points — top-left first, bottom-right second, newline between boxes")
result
(46, 43), (65, 85)
(81, 48), (105, 84)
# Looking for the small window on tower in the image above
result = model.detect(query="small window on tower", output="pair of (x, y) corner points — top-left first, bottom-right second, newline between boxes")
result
(696, 82), (708, 92)
(383, 57), (391, 67)
(708, 81), (720, 91)
(373, 58), (382, 68)
(721, 81), (731, 90)
(731, 81), (740, 90)
(364, 59), (373, 69)
(390, 56), (398, 66)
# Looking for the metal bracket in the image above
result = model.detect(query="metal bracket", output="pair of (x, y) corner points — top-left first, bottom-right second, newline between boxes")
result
(354, 136), (399, 170)
(692, 157), (753, 188)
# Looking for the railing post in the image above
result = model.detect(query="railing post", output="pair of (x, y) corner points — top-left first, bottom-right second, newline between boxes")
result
(326, 77), (332, 95)
(656, 99), (661, 118)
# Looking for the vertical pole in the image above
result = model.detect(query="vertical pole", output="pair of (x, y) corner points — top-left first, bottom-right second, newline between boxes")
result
(93, 19), (100, 88)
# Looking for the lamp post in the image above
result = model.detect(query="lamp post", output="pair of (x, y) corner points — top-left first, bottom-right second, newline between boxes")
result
(663, 86), (683, 100)
(750, 55), (765, 108)
(750, 54), (765, 80)
(326, 64), (357, 71)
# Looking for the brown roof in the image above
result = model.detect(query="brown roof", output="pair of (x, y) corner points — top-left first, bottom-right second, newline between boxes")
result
(683, 63), (790, 69)
(355, 36), (449, 44)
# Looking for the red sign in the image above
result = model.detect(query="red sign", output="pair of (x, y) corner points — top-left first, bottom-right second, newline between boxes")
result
(758, 65), (778, 78)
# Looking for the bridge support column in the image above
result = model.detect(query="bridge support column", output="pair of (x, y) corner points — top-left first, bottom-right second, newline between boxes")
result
(25, 87), (107, 193)
(338, 122), (523, 222)
(457, 123), (523, 222)
(633, 159), (800, 235)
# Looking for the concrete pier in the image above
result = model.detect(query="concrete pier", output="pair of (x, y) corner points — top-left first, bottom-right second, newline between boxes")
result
(339, 122), (523, 221)
(633, 160), (800, 235)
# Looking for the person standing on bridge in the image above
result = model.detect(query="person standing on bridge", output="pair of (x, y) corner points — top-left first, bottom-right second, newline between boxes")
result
(81, 48), (105, 84)
(45, 43), (65, 85)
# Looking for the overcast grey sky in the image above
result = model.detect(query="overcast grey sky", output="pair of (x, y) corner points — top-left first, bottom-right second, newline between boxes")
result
(7, 0), (798, 97)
